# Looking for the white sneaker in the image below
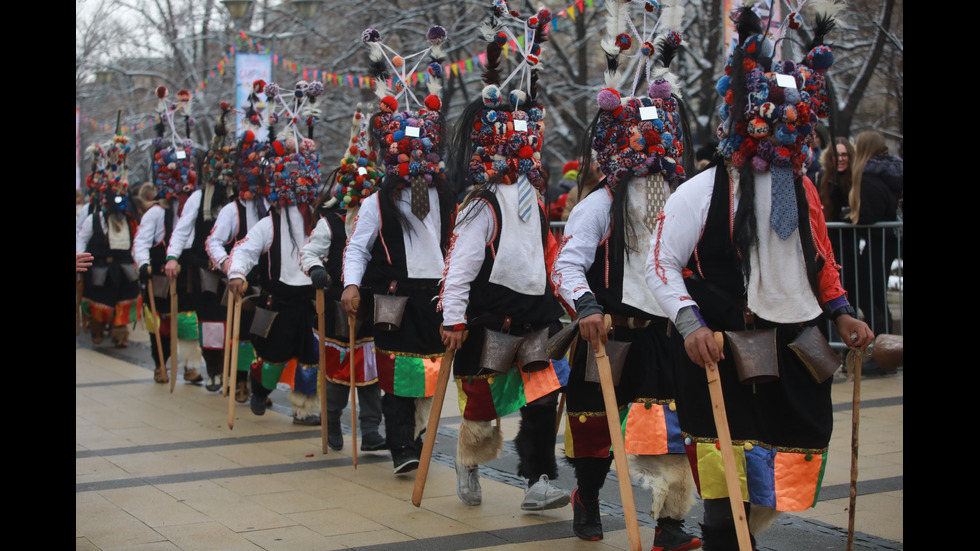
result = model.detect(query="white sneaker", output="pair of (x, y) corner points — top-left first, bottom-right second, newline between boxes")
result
(521, 475), (570, 511)
(455, 461), (481, 506)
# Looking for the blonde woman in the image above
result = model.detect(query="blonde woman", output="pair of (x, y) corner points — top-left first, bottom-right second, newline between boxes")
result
(849, 130), (903, 335)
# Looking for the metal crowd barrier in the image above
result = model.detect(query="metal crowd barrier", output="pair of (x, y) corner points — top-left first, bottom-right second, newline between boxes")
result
(547, 220), (904, 350)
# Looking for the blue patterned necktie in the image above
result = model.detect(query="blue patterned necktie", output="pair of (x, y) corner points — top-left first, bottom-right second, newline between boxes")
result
(770, 165), (798, 240)
(517, 175), (533, 222)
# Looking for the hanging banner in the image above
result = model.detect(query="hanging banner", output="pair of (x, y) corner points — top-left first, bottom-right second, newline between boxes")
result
(235, 53), (272, 141)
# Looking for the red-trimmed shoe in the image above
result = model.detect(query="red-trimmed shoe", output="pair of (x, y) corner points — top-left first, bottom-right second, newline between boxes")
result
(652, 517), (702, 551)
(571, 488), (602, 541)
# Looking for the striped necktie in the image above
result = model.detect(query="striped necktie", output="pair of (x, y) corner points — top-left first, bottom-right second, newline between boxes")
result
(517, 175), (533, 222)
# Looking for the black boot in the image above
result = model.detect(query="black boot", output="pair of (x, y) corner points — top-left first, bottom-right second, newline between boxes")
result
(653, 517), (701, 551)
(701, 499), (756, 551)
(249, 374), (269, 416)
(383, 394), (419, 474)
(326, 382), (348, 451)
(568, 455), (612, 541)
(572, 488), (603, 541)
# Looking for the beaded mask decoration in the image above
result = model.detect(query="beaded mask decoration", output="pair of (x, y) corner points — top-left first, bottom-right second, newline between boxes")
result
(592, 0), (686, 189)
(333, 103), (383, 211)
(465, 0), (551, 188)
(363, 25), (449, 191)
(262, 79), (324, 208)
(236, 80), (270, 201)
(716, 0), (838, 178)
(152, 86), (196, 201)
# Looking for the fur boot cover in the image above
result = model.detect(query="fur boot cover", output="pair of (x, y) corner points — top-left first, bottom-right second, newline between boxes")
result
(748, 504), (780, 535)
(457, 418), (503, 466)
(178, 338), (203, 370)
(515, 405), (560, 481)
(109, 325), (129, 346)
(628, 454), (696, 520)
(288, 390), (321, 418)
(414, 396), (433, 440)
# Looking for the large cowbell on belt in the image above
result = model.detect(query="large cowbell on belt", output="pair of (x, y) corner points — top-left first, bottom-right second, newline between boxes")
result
(373, 280), (409, 331)
(480, 317), (552, 374)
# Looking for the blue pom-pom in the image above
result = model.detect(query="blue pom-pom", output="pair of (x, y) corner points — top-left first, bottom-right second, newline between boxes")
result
(716, 75), (730, 97)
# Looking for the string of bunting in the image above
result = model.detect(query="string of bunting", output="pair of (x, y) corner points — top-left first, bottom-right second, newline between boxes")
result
(80, 0), (601, 135)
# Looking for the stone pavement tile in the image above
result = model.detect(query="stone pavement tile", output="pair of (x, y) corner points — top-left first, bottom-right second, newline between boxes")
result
(154, 521), (263, 551)
(100, 485), (209, 528)
(77, 456), (133, 484)
(157, 479), (296, 532)
(244, 489), (336, 515)
(321, 527), (415, 549)
(240, 525), (338, 550)
(287, 507), (389, 537)
(457, 508), (573, 532)
(76, 492), (169, 549)
(214, 442), (311, 468)
(483, 539), (623, 551)
(215, 472), (300, 497)
(106, 447), (242, 478)
(330, 487), (423, 519)
(844, 491), (903, 543)
(76, 421), (133, 451)
(74, 537), (101, 550)
(271, 469), (362, 497)
(373, 508), (477, 539)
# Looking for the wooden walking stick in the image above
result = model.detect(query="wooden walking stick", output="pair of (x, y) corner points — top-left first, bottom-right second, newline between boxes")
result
(316, 288), (329, 454)
(76, 273), (83, 335)
(592, 314), (642, 551)
(169, 272), (179, 393)
(704, 332), (752, 551)
(846, 345), (864, 551)
(349, 297), (360, 468)
(221, 285), (235, 396)
(412, 329), (466, 507)
(227, 282), (247, 429)
(146, 274), (167, 382)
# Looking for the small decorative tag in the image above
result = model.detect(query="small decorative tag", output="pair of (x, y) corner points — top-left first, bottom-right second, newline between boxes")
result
(405, 126), (421, 137)
(776, 74), (797, 89)
(513, 120), (528, 132)
(358, 167), (368, 176)
(175, 150), (186, 159)
(639, 106), (659, 121)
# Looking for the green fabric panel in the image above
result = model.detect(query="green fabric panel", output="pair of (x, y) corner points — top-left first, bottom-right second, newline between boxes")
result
(236, 342), (256, 372)
(177, 311), (200, 340)
(392, 355), (426, 397)
(260, 362), (286, 390)
(489, 368), (527, 418)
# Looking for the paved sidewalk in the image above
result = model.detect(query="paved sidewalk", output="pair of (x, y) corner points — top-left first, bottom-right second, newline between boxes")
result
(76, 327), (902, 550)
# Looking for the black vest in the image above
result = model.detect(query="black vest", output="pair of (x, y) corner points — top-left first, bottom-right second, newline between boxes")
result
(464, 187), (563, 325)
(261, 208), (312, 300)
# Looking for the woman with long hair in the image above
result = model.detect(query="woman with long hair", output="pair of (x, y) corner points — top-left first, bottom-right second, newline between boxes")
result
(818, 137), (855, 223)
(848, 130), (903, 335)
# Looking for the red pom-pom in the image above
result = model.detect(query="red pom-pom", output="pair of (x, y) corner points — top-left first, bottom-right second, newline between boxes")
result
(616, 33), (631, 51)
(273, 141), (286, 156)
(398, 163), (410, 177)
(220, 101), (230, 111)
(155, 86), (168, 99)
(379, 96), (398, 113)
(253, 80), (266, 93)
(424, 94), (442, 111)
(244, 130), (255, 143)
(177, 89), (191, 102)
(518, 145), (534, 159)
